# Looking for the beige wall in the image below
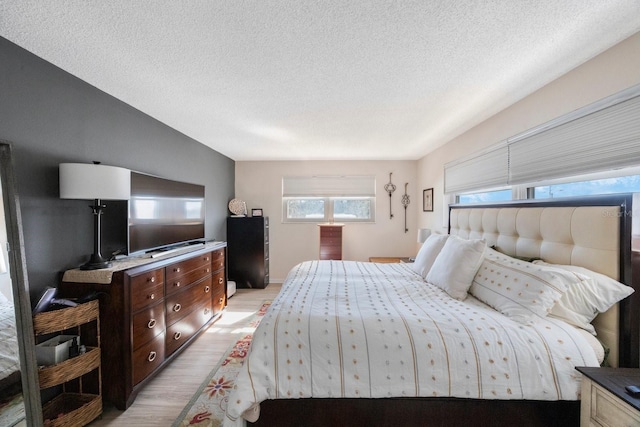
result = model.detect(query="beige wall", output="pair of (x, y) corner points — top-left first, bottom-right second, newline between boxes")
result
(235, 161), (418, 281)
(418, 32), (640, 234)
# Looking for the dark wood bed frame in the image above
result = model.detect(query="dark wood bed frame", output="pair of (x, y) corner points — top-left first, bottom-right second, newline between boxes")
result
(251, 195), (640, 427)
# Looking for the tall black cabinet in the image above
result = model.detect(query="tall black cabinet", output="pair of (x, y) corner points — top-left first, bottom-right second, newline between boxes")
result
(227, 216), (270, 289)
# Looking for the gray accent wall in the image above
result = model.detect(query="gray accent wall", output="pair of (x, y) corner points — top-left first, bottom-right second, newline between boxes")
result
(0, 37), (235, 299)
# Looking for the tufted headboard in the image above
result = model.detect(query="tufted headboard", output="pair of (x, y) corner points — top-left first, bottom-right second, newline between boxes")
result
(449, 194), (638, 368)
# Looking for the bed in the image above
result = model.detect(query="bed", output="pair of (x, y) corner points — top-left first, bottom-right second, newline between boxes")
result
(224, 195), (639, 427)
(0, 293), (24, 426)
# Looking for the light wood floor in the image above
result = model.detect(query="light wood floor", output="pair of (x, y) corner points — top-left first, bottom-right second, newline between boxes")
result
(89, 283), (282, 427)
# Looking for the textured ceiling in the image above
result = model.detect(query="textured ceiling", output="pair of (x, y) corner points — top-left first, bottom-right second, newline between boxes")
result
(1, 1), (639, 161)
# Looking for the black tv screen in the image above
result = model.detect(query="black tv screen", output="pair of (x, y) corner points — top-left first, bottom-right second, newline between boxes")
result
(128, 172), (205, 254)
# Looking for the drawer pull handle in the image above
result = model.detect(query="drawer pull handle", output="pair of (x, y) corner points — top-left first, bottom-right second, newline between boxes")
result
(174, 267), (181, 273)
(147, 319), (156, 329)
(148, 351), (157, 362)
(205, 257), (210, 261)
(173, 303), (182, 312)
(148, 277), (155, 283)
(218, 297), (224, 304)
(173, 332), (182, 341)
(149, 293), (155, 300)
(205, 268), (210, 273)
(174, 281), (181, 288)
(218, 278), (224, 284)
(205, 286), (210, 293)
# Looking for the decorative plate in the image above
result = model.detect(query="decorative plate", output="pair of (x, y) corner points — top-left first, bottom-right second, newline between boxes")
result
(228, 198), (246, 215)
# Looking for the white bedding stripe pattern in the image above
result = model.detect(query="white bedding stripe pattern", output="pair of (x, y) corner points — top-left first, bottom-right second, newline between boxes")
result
(224, 260), (599, 426)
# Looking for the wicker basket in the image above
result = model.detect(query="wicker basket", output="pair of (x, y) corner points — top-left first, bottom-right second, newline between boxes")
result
(33, 300), (99, 335)
(38, 347), (100, 389)
(42, 393), (102, 427)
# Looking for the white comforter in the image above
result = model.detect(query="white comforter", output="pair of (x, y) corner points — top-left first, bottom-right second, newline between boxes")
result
(224, 260), (599, 426)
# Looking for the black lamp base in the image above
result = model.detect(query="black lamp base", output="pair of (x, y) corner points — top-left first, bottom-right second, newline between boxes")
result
(80, 253), (112, 270)
(80, 198), (112, 270)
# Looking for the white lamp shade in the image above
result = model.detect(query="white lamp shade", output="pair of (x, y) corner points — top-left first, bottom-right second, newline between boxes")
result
(60, 163), (131, 200)
(417, 228), (431, 243)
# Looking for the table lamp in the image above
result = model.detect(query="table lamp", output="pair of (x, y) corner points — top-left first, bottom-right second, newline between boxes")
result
(59, 162), (130, 270)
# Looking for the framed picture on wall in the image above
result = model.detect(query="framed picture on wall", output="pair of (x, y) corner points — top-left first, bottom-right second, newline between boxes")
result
(423, 188), (433, 212)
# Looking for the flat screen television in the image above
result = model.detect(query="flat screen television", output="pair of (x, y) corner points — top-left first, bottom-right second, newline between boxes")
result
(100, 172), (206, 256)
(128, 172), (205, 254)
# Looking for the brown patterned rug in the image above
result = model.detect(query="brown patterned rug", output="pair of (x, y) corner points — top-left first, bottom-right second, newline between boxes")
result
(172, 301), (271, 427)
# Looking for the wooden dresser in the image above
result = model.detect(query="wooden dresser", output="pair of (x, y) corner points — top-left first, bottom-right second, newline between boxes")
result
(318, 224), (344, 260)
(60, 242), (227, 409)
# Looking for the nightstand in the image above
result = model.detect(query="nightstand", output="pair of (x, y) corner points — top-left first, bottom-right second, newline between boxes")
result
(576, 367), (640, 426)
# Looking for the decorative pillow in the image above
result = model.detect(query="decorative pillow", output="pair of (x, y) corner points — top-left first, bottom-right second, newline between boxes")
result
(533, 260), (634, 334)
(573, 327), (606, 365)
(470, 248), (569, 324)
(410, 234), (449, 278)
(426, 235), (486, 300)
(489, 245), (541, 263)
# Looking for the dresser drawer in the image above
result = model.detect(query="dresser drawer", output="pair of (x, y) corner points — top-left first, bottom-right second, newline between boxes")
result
(212, 288), (226, 315)
(212, 269), (225, 291)
(130, 269), (165, 312)
(211, 252), (225, 272)
(590, 381), (640, 426)
(166, 264), (212, 296)
(132, 332), (165, 386)
(320, 247), (342, 257)
(211, 248), (225, 262)
(320, 236), (342, 246)
(212, 269), (226, 314)
(132, 301), (165, 351)
(166, 254), (212, 283)
(166, 300), (213, 356)
(165, 276), (212, 326)
(320, 227), (342, 237)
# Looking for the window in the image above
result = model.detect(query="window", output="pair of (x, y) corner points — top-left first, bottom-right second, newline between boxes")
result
(534, 174), (640, 199)
(445, 84), (640, 197)
(457, 189), (512, 204)
(285, 198), (325, 219)
(282, 176), (375, 223)
(283, 197), (374, 222)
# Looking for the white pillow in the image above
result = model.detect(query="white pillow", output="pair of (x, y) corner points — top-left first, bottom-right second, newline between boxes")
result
(533, 260), (634, 334)
(411, 234), (449, 278)
(573, 326), (605, 364)
(470, 248), (569, 324)
(426, 236), (486, 300)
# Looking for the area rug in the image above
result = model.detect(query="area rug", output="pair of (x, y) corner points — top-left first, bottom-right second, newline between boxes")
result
(172, 301), (271, 427)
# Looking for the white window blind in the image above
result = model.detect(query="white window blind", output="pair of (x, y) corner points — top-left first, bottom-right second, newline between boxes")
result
(282, 176), (376, 197)
(509, 92), (640, 185)
(444, 143), (508, 194)
(444, 83), (640, 194)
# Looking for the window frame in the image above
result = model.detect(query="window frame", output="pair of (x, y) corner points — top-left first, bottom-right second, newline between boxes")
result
(282, 196), (376, 223)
